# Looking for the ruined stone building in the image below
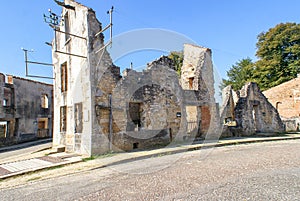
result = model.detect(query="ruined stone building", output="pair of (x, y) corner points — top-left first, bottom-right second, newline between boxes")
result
(220, 82), (284, 137)
(52, 0), (219, 156)
(0, 73), (53, 146)
(50, 0), (289, 156)
(263, 75), (300, 131)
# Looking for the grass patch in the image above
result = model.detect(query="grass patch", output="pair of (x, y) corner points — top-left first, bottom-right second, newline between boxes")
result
(27, 176), (42, 182)
(82, 155), (97, 162)
(82, 152), (117, 162)
(44, 165), (64, 171)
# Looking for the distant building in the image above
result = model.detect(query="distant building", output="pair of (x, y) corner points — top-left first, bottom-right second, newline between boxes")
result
(0, 73), (53, 146)
(263, 75), (300, 131)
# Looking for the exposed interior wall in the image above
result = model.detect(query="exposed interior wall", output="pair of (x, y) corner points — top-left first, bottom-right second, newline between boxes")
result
(181, 44), (220, 139)
(221, 82), (284, 136)
(110, 61), (183, 151)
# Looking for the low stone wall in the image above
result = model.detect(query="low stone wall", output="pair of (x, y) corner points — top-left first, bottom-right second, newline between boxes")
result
(113, 129), (171, 151)
(282, 118), (300, 132)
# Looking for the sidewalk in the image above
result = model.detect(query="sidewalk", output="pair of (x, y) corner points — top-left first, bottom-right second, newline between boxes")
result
(0, 133), (299, 180)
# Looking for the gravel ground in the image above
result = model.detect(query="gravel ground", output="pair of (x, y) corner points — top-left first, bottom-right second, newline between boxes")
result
(77, 140), (300, 201)
(1, 140), (300, 200)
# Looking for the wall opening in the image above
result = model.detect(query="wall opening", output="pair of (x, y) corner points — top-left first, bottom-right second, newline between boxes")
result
(252, 105), (260, 132)
(3, 99), (8, 106)
(200, 106), (211, 134)
(6, 76), (13, 84)
(41, 94), (49, 109)
(129, 102), (142, 130)
(37, 118), (49, 138)
(60, 106), (67, 132)
(189, 77), (194, 89)
(64, 12), (70, 42)
(74, 103), (83, 133)
(61, 62), (68, 92)
(186, 106), (198, 134)
(0, 121), (8, 138)
(133, 142), (139, 149)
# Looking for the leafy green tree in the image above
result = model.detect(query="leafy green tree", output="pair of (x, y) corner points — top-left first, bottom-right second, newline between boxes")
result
(168, 51), (183, 76)
(222, 58), (255, 91)
(255, 22), (300, 90)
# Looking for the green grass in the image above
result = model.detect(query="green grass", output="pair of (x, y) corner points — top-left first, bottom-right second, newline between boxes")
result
(43, 165), (64, 171)
(27, 176), (42, 182)
(82, 152), (117, 162)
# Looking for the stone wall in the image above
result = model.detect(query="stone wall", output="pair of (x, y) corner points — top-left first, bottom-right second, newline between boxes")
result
(263, 76), (300, 132)
(263, 76), (300, 119)
(109, 60), (183, 151)
(181, 44), (220, 139)
(51, 1), (219, 155)
(221, 82), (284, 136)
(0, 74), (53, 146)
(52, 0), (94, 154)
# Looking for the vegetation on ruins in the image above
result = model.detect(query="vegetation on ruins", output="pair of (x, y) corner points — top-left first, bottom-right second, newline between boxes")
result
(168, 51), (184, 76)
(222, 22), (300, 91)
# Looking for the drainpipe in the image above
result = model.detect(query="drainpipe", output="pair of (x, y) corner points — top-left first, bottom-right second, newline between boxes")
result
(108, 94), (113, 151)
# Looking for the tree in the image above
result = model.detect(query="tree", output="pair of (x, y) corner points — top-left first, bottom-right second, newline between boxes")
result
(168, 51), (183, 76)
(222, 58), (255, 91)
(255, 22), (300, 90)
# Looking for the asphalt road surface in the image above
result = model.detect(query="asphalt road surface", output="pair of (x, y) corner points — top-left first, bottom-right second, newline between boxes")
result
(0, 141), (52, 164)
(1, 140), (300, 200)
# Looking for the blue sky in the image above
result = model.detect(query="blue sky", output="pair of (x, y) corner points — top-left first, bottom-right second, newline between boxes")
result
(0, 0), (299, 85)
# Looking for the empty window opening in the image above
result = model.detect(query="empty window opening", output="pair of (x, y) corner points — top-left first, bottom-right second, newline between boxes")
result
(252, 105), (260, 132)
(189, 77), (194, 89)
(133, 142), (139, 149)
(6, 76), (13, 84)
(200, 106), (211, 134)
(0, 122), (8, 138)
(61, 62), (68, 92)
(186, 106), (198, 134)
(3, 99), (8, 106)
(60, 106), (67, 132)
(41, 94), (49, 109)
(64, 12), (70, 42)
(129, 102), (142, 130)
(74, 103), (83, 133)
(37, 118), (49, 138)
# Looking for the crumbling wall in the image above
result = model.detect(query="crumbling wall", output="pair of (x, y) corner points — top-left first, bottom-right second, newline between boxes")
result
(0, 74), (53, 146)
(110, 59), (183, 151)
(180, 44), (220, 139)
(13, 76), (53, 138)
(221, 82), (284, 136)
(52, 1), (220, 155)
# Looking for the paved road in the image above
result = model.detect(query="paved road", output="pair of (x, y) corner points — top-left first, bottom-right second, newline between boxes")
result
(0, 141), (52, 164)
(1, 140), (300, 200)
